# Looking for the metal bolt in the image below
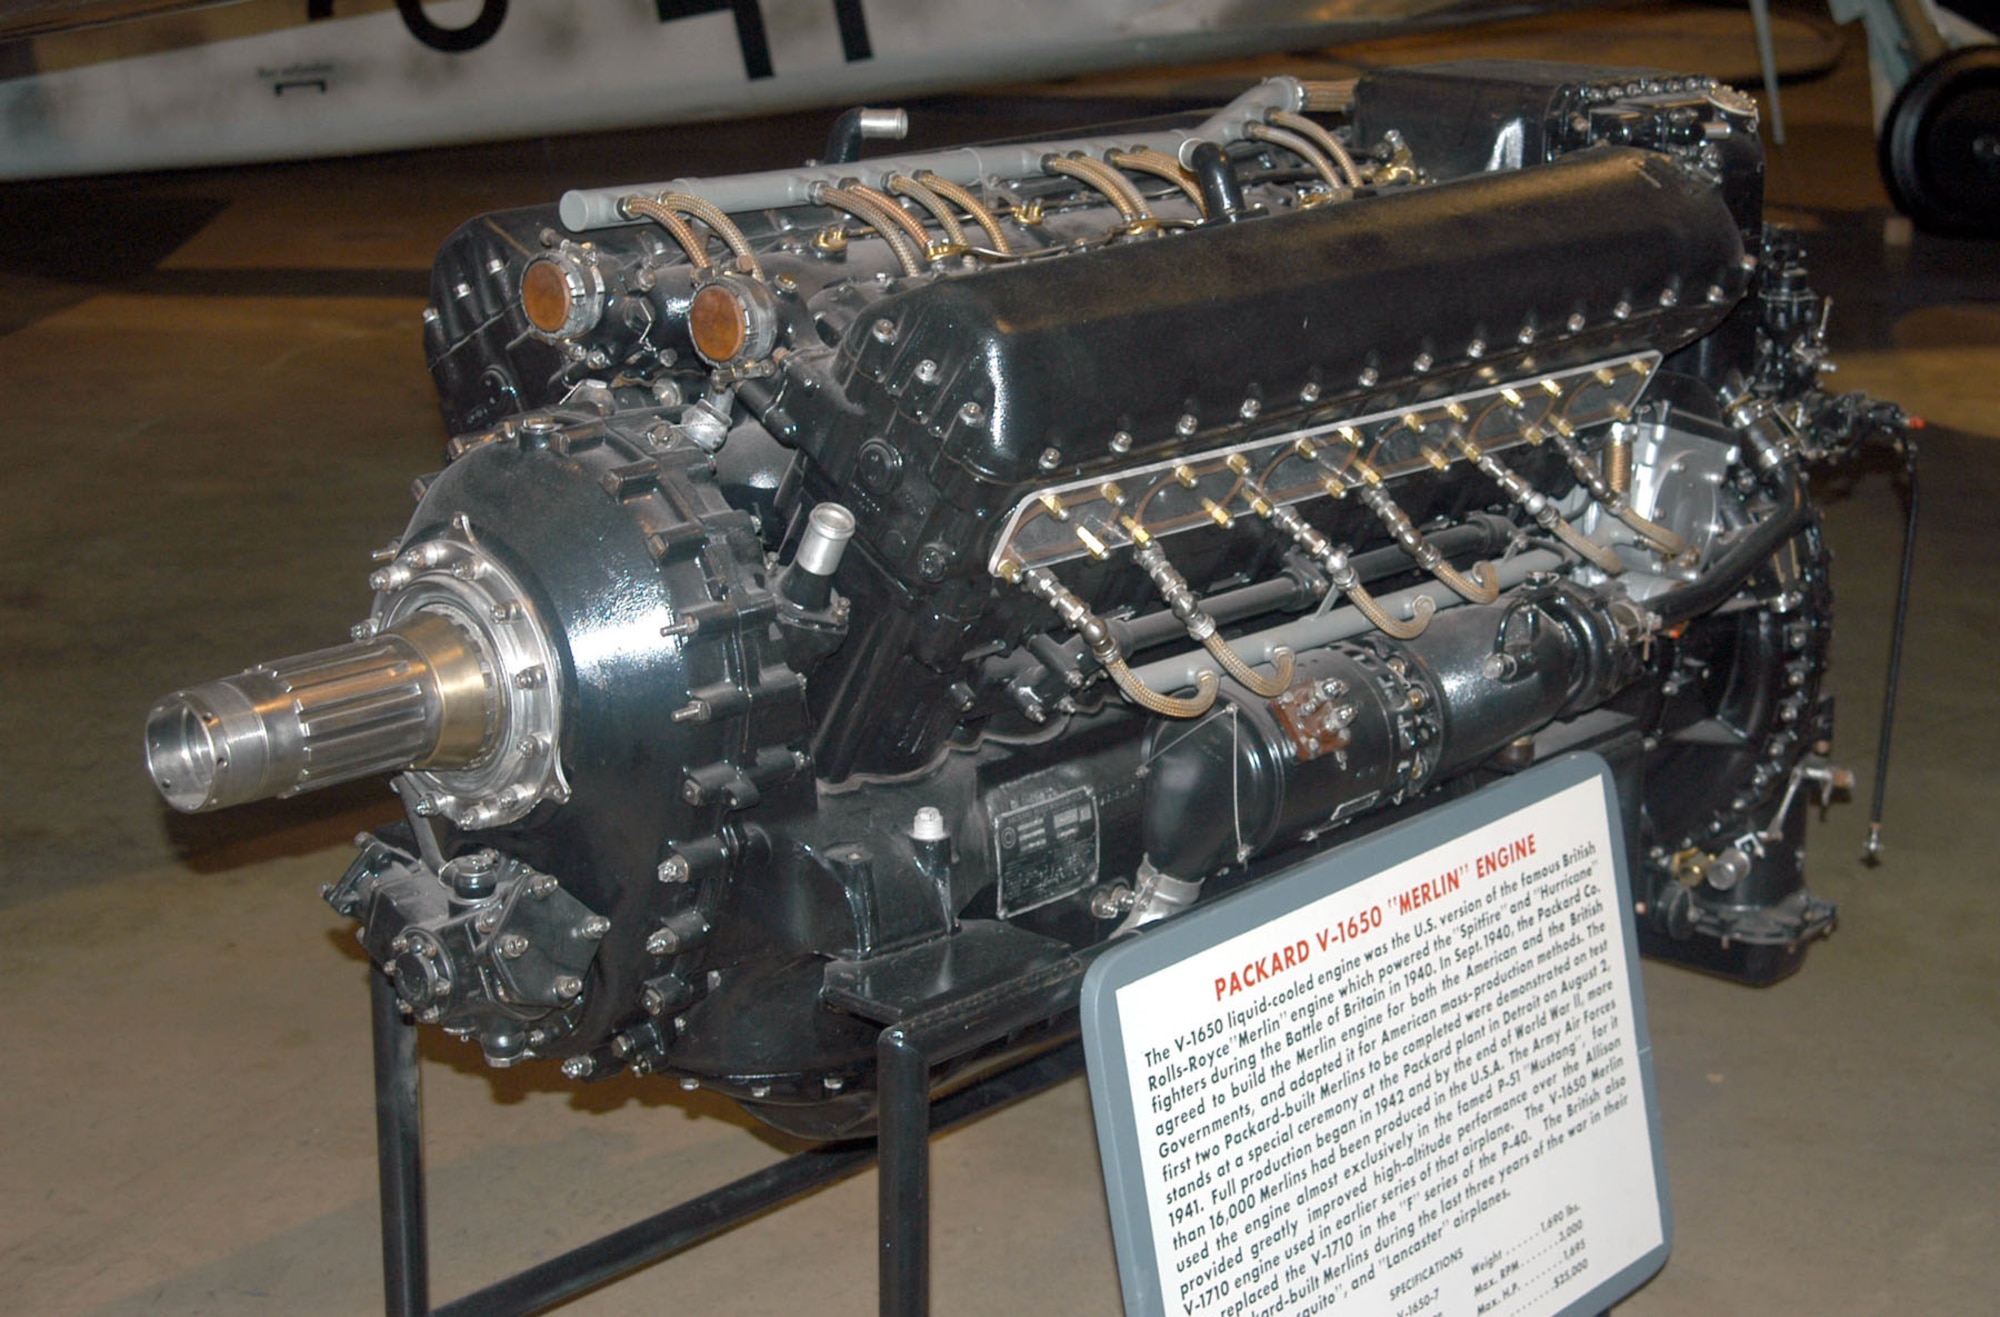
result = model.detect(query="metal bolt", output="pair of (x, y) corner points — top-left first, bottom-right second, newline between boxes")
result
(1037, 447), (1062, 471)
(680, 1076), (700, 1091)
(957, 401), (985, 426)
(579, 915), (612, 939)
(749, 1083), (772, 1099)
(1090, 884), (1133, 919)
(1466, 339), (1486, 360)
(647, 928), (678, 956)
(497, 933), (529, 959)
(554, 975), (584, 1000)
(1110, 430), (1133, 453)
(658, 855), (691, 883)
(642, 986), (667, 1015)
(1239, 397), (1262, 420)
(870, 317), (897, 344)
(474, 909), (501, 934)
(914, 358), (940, 384)
(1175, 413), (1198, 437)
(529, 873), (559, 898)
(562, 1055), (594, 1079)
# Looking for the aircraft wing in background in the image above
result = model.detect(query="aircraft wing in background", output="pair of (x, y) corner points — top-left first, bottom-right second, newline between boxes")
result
(1, 0), (1537, 178)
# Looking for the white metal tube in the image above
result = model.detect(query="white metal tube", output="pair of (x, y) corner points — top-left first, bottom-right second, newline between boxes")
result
(557, 79), (1304, 232)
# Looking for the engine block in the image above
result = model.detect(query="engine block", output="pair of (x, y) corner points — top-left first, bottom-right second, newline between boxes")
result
(147, 61), (1902, 1137)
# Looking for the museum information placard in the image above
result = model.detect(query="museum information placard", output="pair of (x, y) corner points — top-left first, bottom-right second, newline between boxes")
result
(1082, 755), (1669, 1317)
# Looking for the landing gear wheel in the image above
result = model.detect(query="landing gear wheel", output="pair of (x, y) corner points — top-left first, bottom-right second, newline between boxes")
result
(1880, 46), (2000, 238)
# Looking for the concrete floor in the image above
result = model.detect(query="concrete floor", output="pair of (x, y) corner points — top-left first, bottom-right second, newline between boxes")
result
(3, 5), (1997, 1314)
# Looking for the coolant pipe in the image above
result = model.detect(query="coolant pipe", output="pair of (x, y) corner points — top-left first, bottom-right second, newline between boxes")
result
(621, 198), (712, 274)
(1268, 109), (1363, 188)
(1244, 122), (1342, 189)
(886, 174), (968, 248)
(1452, 431), (1625, 575)
(822, 106), (908, 165)
(812, 185), (928, 275)
(1130, 537), (1292, 697)
(560, 79), (1310, 230)
(1107, 147), (1207, 214)
(1129, 550), (1566, 697)
(1354, 478), (1501, 603)
(1187, 141), (1248, 222)
(619, 193), (765, 281)
(1044, 154), (1151, 223)
(1052, 519), (1512, 673)
(1013, 565), (1219, 717)
(1546, 425), (1691, 559)
(913, 172), (1013, 256)
(1649, 467), (1810, 627)
(780, 502), (856, 610)
(1244, 453), (1435, 640)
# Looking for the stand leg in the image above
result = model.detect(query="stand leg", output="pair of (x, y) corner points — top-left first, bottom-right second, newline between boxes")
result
(1748, 0), (1787, 145)
(877, 1027), (930, 1317)
(371, 970), (430, 1317)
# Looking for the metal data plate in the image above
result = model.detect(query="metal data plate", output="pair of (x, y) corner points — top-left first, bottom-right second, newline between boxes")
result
(989, 351), (1660, 578)
(1080, 754), (1670, 1317)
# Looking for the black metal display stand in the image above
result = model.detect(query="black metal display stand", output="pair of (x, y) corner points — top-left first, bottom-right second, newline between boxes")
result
(367, 970), (1087, 1317)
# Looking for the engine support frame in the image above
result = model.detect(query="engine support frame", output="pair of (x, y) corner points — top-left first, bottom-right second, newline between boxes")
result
(366, 967), (1087, 1317)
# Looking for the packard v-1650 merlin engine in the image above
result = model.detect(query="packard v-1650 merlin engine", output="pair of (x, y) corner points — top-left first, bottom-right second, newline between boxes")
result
(147, 62), (1904, 1137)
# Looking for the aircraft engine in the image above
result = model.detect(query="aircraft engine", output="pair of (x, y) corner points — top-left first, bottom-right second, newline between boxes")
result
(146, 62), (1903, 1137)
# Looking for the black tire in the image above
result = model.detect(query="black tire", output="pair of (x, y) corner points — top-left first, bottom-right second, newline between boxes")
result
(1879, 45), (2000, 238)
